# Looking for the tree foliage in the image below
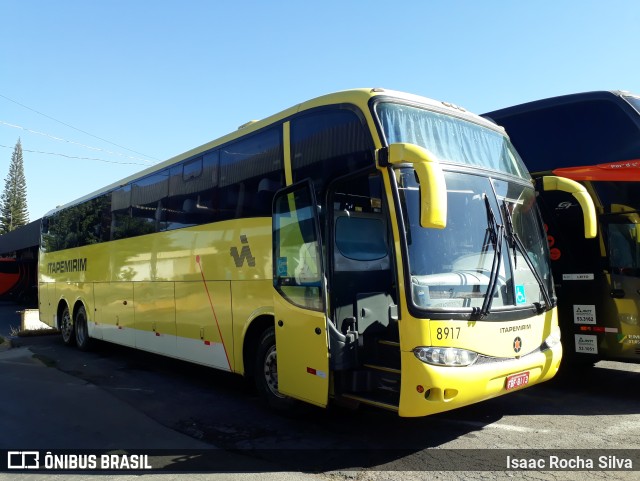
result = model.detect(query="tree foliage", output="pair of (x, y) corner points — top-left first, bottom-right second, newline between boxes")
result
(0, 138), (29, 234)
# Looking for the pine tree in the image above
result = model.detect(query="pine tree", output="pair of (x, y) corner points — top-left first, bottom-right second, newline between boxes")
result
(0, 138), (29, 234)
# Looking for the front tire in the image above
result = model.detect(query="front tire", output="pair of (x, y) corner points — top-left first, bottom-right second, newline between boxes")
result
(74, 305), (93, 351)
(254, 326), (295, 410)
(60, 305), (76, 346)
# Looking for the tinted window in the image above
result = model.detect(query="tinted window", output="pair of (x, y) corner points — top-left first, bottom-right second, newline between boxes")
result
(41, 126), (285, 251)
(291, 109), (374, 195)
(220, 127), (283, 218)
(42, 194), (111, 252)
(131, 171), (170, 234)
(165, 153), (219, 229)
(335, 216), (387, 261)
(496, 99), (640, 171)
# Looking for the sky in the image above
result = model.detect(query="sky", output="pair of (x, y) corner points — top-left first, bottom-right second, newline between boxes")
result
(1, 0), (639, 221)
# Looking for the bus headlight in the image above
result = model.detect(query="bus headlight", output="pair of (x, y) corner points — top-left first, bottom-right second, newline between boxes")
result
(413, 347), (478, 367)
(541, 327), (561, 351)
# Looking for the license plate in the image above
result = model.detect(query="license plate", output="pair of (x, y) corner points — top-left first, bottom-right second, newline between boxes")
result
(505, 371), (530, 390)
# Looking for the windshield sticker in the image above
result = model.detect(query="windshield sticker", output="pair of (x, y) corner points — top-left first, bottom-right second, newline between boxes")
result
(515, 285), (527, 305)
(277, 257), (288, 277)
(575, 334), (598, 354)
(562, 273), (595, 281)
(573, 305), (596, 324)
(619, 334), (640, 345)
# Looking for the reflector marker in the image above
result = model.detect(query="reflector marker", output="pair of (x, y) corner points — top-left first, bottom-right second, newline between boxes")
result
(306, 367), (327, 378)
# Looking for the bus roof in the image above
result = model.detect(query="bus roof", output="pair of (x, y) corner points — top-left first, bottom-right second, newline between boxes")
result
(483, 90), (640, 173)
(485, 90), (640, 119)
(46, 88), (498, 217)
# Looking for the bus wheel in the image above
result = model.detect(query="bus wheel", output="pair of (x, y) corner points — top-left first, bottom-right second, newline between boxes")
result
(255, 327), (294, 410)
(74, 305), (92, 351)
(60, 305), (76, 346)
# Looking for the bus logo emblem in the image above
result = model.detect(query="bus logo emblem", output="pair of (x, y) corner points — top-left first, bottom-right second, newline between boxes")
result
(230, 235), (256, 267)
(513, 337), (522, 353)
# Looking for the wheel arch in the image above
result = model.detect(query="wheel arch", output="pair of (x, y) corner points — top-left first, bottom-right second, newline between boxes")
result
(72, 298), (88, 320)
(242, 313), (275, 379)
(56, 299), (70, 330)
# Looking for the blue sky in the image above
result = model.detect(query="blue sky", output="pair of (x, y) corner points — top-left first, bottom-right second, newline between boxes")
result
(2, 0), (639, 220)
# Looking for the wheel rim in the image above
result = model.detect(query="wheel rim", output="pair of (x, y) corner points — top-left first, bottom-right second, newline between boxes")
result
(61, 310), (72, 342)
(263, 345), (286, 399)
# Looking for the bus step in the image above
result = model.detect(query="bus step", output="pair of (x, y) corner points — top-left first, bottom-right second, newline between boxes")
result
(363, 363), (400, 375)
(363, 364), (401, 397)
(366, 338), (401, 370)
(341, 393), (399, 412)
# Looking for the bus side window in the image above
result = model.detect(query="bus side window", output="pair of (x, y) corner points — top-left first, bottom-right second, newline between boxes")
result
(111, 185), (132, 240)
(165, 152), (219, 229)
(291, 108), (374, 196)
(131, 170), (170, 235)
(220, 127), (283, 219)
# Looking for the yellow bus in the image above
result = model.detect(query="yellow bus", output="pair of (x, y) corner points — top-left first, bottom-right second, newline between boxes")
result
(38, 89), (596, 417)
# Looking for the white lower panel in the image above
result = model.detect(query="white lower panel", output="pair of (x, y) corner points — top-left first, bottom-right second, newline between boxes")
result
(176, 336), (231, 371)
(135, 329), (177, 357)
(101, 324), (135, 347)
(93, 327), (231, 372)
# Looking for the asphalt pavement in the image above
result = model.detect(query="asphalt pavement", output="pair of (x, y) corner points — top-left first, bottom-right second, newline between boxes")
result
(0, 302), (323, 479)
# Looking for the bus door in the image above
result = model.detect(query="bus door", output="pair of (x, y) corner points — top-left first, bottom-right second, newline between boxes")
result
(272, 180), (330, 407)
(604, 214), (640, 358)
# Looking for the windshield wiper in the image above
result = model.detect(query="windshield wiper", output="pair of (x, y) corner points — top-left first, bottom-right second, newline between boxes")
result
(501, 200), (553, 313)
(472, 195), (504, 320)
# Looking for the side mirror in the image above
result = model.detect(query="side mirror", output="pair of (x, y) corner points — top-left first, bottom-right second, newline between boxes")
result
(542, 176), (597, 238)
(384, 143), (447, 229)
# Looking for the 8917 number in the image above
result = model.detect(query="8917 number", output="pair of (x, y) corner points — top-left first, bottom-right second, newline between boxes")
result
(436, 327), (460, 340)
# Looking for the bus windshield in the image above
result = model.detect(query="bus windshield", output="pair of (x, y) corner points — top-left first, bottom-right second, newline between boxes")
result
(377, 102), (530, 179)
(594, 181), (640, 278)
(396, 169), (554, 315)
(623, 94), (640, 115)
(592, 181), (640, 213)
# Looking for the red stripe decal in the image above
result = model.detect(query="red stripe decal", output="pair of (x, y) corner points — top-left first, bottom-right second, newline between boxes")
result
(196, 256), (231, 369)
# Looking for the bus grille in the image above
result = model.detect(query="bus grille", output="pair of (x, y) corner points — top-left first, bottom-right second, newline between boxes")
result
(473, 345), (543, 366)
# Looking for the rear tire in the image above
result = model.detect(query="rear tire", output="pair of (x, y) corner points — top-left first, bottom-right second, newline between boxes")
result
(254, 326), (295, 410)
(60, 305), (76, 346)
(74, 305), (93, 351)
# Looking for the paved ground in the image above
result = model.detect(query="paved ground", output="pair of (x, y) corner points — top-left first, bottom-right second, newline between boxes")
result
(1, 302), (638, 481)
(0, 303), (319, 480)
